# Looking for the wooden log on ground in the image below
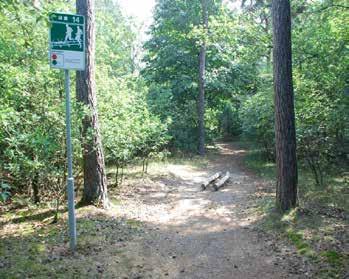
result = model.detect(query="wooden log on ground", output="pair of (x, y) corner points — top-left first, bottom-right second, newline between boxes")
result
(201, 172), (222, 190)
(213, 171), (230, 191)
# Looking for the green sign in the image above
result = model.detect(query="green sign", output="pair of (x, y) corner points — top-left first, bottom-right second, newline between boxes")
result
(49, 12), (85, 70)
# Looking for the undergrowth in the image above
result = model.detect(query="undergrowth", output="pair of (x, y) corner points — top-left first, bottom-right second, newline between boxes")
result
(240, 141), (349, 278)
(0, 205), (144, 278)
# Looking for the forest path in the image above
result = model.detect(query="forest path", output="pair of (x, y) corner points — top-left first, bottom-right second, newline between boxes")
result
(114, 143), (309, 279)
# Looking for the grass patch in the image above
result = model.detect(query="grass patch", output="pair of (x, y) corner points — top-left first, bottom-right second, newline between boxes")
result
(126, 218), (142, 228)
(320, 250), (345, 267)
(255, 205), (348, 277)
(286, 229), (315, 258)
(0, 204), (145, 278)
(243, 147), (275, 180)
(239, 140), (349, 278)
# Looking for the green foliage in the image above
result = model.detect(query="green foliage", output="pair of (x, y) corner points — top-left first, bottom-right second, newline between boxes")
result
(143, 0), (259, 151)
(237, 0), (348, 184)
(147, 84), (198, 151)
(0, 181), (11, 203)
(0, 0), (169, 201)
(240, 89), (275, 160)
(95, 0), (137, 75)
(292, 1), (349, 186)
(0, 1), (83, 203)
(94, 1), (169, 174)
(99, 76), (169, 169)
(219, 101), (241, 138)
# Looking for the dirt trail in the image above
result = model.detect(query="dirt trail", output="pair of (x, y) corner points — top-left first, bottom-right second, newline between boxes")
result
(115, 143), (310, 279)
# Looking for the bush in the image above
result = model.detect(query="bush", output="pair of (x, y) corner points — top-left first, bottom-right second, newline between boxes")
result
(219, 101), (241, 138)
(147, 85), (199, 152)
(240, 89), (275, 161)
(295, 81), (349, 187)
(98, 75), (169, 184)
(0, 181), (11, 203)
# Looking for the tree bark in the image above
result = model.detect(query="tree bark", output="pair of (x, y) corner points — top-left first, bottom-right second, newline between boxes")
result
(76, 0), (109, 208)
(198, 0), (208, 156)
(272, 0), (298, 211)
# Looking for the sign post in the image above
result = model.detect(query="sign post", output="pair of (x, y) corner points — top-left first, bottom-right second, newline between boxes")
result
(49, 12), (85, 250)
(64, 69), (77, 250)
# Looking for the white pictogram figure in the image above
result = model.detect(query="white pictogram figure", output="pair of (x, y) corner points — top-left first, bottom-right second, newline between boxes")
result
(75, 26), (83, 48)
(64, 24), (73, 42)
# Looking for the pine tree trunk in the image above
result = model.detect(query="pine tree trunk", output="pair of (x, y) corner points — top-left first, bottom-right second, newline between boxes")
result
(198, 0), (208, 156)
(272, 0), (298, 211)
(76, 0), (108, 208)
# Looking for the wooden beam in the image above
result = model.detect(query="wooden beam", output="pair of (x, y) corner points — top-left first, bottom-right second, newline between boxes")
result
(201, 172), (222, 190)
(213, 171), (230, 191)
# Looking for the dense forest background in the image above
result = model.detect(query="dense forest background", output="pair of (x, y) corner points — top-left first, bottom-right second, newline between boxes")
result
(0, 0), (348, 206)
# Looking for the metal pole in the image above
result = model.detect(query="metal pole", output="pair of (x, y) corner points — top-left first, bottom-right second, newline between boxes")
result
(64, 69), (77, 250)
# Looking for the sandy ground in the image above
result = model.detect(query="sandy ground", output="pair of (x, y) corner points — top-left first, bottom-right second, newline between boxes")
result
(112, 143), (313, 279)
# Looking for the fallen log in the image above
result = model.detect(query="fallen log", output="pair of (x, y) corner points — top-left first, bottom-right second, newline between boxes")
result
(201, 172), (222, 190)
(213, 171), (230, 191)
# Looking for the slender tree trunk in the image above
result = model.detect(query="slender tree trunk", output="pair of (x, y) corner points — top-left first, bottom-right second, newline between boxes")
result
(142, 159), (146, 174)
(120, 166), (124, 185)
(32, 172), (40, 204)
(115, 165), (119, 187)
(272, 0), (298, 211)
(198, 0), (208, 156)
(76, 0), (108, 208)
(261, 11), (272, 71)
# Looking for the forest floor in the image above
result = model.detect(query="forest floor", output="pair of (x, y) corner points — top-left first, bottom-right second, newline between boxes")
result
(1, 142), (347, 278)
(111, 142), (315, 279)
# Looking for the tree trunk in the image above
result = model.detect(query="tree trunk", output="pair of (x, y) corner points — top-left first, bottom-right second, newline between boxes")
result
(120, 166), (124, 185)
(198, 0), (208, 156)
(115, 165), (119, 187)
(272, 0), (298, 211)
(32, 172), (40, 204)
(76, 0), (108, 208)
